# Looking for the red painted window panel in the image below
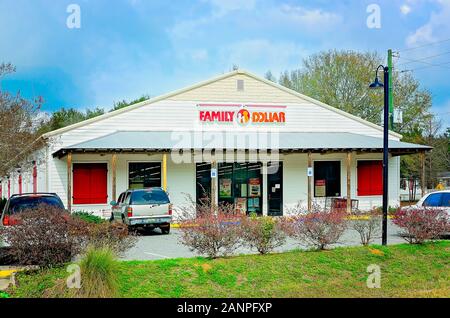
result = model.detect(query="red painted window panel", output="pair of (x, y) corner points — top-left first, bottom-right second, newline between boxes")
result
(33, 164), (37, 193)
(357, 161), (383, 196)
(18, 175), (22, 195)
(73, 163), (108, 204)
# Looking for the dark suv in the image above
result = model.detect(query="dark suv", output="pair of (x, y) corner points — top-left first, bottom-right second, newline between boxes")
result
(1, 193), (65, 227)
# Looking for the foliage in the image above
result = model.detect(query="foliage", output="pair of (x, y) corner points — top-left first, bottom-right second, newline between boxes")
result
(37, 107), (105, 135)
(72, 211), (105, 224)
(178, 195), (242, 258)
(77, 246), (119, 298)
(0, 205), (87, 267)
(10, 241), (450, 298)
(240, 214), (287, 254)
(393, 207), (449, 244)
(86, 222), (136, 257)
(111, 95), (150, 111)
(0, 63), (46, 176)
(351, 210), (382, 245)
(0, 291), (10, 298)
(284, 203), (348, 250)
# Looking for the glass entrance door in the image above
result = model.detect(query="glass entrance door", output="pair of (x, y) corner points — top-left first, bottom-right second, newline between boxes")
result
(267, 162), (283, 216)
(218, 162), (262, 215)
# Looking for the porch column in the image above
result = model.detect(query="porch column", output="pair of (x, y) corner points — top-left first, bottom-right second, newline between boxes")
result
(262, 162), (268, 216)
(211, 160), (218, 211)
(346, 152), (352, 213)
(111, 153), (117, 202)
(420, 151), (426, 196)
(162, 153), (168, 191)
(307, 151), (312, 212)
(67, 152), (72, 212)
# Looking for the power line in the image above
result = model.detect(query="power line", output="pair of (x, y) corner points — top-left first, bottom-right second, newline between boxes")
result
(397, 57), (450, 73)
(396, 50), (450, 67)
(397, 37), (450, 53)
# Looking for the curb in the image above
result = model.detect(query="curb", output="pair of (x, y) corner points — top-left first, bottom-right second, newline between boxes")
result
(0, 270), (17, 279)
(170, 215), (393, 228)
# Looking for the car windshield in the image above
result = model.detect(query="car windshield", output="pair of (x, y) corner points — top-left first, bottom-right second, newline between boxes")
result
(130, 189), (169, 205)
(8, 196), (65, 214)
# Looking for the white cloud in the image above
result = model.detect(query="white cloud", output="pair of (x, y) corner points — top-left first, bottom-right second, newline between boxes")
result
(274, 4), (342, 30)
(400, 4), (412, 15)
(205, 0), (256, 17)
(406, 0), (450, 47)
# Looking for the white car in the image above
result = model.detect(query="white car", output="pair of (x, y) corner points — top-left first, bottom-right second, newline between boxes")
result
(414, 190), (450, 214)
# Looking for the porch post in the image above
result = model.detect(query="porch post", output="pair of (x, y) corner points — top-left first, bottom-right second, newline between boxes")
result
(162, 153), (168, 191)
(111, 153), (117, 202)
(262, 162), (268, 216)
(211, 160), (217, 211)
(346, 152), (352, 213)
(420, 151), (426, 196)
(307, 151), (312, 212)
(67, 152), (72, 212)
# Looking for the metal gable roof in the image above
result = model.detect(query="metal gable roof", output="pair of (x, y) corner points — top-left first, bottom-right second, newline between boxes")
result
(53, 130), (431, 158)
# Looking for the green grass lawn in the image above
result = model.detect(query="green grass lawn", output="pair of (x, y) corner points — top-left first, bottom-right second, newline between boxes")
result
(9, 241), (450, 298)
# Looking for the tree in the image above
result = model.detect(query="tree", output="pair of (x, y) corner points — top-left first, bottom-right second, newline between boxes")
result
(0, 63), (45, 176)
(269, 50), (446, 186)
(111, 95), (150, 112)
(273, 50), (433, 134)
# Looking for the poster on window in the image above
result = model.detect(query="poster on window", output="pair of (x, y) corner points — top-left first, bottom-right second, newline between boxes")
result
(315, 179), (326, 197)
(248, 178), (261, 197)
(219, 179), (232, 198)
(235, 198), (247, 214)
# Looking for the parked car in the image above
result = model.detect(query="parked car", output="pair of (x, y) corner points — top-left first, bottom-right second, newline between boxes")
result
(1, 193), (66, 227)
(412, 190), (450, 214)
(0, 193), (66, 248)
(110, 188), (172, 234)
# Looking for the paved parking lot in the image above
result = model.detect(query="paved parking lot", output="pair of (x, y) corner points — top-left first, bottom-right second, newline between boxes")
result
(123, 220), (406, 261)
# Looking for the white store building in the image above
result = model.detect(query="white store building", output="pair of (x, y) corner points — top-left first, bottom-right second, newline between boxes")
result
(1, 70), (431, 217)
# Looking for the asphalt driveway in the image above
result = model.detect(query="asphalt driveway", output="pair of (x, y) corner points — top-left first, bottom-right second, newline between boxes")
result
(122, 220), (407, 261)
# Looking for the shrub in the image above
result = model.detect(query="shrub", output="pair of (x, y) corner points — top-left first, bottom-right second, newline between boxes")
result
(77, 246), (118, 298)
(240, 214), (286, 254)
(285, 204), (347, 250)
(0, 291), (9, 298)
(0, 205), (87, 267)
(393, 207), (449, 244)
(86, 222), (136, 256)
(178, 195), (242, 258)
(72, 211), (105, 224)
(351, 210), (382, 246)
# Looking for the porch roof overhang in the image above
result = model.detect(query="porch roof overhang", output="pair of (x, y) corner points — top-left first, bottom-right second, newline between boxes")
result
(52, 131), (432, 158)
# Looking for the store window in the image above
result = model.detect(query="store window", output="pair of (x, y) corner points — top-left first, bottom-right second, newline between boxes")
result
(357, 160), (382, 196)
(314, 161), (341, 197)
(267, 162), (283, 216)
(73, 163), (108, 204)
(196, 163), (211, 205)
(129, 162), (161, 189)
(218, 162), (262, 215)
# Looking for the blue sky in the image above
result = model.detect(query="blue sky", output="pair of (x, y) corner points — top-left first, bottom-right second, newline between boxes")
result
(0, 0), (449, 128)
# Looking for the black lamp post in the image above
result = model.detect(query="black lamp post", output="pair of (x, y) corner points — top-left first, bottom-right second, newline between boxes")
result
(369, 65), (389, 246)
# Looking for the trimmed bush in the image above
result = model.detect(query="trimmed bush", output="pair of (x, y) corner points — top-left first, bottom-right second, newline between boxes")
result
(240, 214), (286, 254)
(393, 207), (449, 244)
(285, 204), (348, 250)
(0, 204), (87, 267)
(178, 195), (242, 258)
(351, 210), (382, 246)
(86, 222), (136, 256)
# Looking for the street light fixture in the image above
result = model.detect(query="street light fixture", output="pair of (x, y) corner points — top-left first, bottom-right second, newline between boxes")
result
(369, 64), (390, 246)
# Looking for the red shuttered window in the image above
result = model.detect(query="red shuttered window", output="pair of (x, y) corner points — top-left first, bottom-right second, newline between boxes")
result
(33, 163), (37, 193)
(73, 163), (108, 204)
(357, 160), (383, 196)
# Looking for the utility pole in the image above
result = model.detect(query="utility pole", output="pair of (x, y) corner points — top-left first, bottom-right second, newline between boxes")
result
(388, 49), (394, 129)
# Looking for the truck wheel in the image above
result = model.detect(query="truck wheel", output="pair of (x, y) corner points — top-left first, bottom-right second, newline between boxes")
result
(161, 226), (170, 234)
